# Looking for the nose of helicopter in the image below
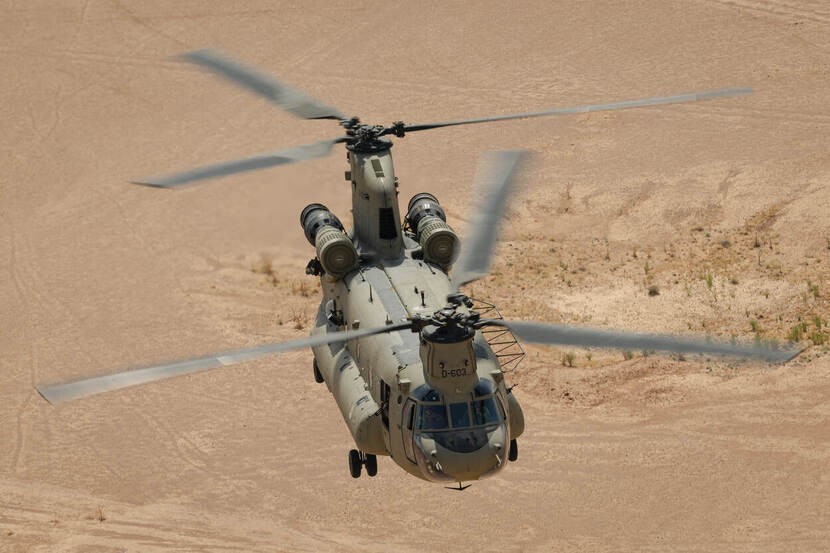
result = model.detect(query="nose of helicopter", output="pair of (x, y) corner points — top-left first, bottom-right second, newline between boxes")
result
(415, 424), (508, 482)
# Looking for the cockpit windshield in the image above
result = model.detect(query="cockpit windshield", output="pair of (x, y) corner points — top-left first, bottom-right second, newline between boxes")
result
(449, 402), (471, 428)
(418, 404), (449, 430)
(471, 397), (501, 425)
(416, 395), (503, 432)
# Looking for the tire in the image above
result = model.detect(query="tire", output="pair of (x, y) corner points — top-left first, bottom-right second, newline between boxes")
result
(508, 439), (518, 462)
(365, 454), (377, 477)
(313, 359), (324, 383)
(348, 449), (362, 478)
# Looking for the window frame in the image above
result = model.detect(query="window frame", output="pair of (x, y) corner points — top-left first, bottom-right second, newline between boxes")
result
(413, 393), (504, 434)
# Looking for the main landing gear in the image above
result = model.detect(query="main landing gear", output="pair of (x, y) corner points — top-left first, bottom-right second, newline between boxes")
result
(348, 449), (377, 478)
(508, 439), (518, 462)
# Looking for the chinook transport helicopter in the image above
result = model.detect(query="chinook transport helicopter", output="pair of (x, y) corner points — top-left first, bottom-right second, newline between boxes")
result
(36, 50), (796, 486)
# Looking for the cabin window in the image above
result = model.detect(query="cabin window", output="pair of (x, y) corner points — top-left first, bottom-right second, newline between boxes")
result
(403, 399), (417, 463)
(406, 402), (415, 431)
(378, 207), (397, 240)
(380, 380), (391, 429)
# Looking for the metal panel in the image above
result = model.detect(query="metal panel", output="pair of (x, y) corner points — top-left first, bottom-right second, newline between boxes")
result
(362, 267), (422, 367)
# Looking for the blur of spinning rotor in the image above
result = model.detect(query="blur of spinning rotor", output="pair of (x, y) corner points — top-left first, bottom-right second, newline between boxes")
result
(37, 48), (797, 486)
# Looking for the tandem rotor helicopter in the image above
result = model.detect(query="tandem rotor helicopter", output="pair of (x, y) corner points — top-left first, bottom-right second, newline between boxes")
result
(37, 50), (796, 487)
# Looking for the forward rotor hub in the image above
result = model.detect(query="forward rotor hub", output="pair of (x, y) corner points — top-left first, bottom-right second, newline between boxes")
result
(409, 294), (481, 343)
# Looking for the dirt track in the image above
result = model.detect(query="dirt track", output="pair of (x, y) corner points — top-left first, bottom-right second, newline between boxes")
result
(2, 1), (830, 551)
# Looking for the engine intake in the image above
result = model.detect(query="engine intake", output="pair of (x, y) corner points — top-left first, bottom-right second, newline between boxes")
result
(405, 193), (458, 267)
(300, 204), (358, 278)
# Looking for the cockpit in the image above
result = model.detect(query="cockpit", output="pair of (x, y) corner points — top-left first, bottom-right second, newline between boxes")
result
(402, 381), (509, 481)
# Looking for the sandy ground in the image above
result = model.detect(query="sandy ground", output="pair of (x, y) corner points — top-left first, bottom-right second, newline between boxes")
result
(2, 1), (830, 551)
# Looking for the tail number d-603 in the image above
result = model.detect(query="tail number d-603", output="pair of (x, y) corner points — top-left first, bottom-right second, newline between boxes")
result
(441, 367), (468, 378)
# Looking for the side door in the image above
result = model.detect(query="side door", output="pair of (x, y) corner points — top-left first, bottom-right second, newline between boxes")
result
(402, 398), (417, 463)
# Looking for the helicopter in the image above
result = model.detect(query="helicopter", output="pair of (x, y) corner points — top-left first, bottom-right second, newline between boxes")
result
(36, 49), (796, 487)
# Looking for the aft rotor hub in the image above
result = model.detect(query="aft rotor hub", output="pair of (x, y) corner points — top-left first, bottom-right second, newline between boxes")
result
(340, 117), (403, 152)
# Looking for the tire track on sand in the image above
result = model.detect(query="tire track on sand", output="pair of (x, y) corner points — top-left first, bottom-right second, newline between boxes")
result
(707, 0), (830, 25)
(4, 215), (38, 473)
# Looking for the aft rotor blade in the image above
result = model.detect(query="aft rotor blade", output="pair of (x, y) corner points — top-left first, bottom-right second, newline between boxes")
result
(404, 87), (752, 133)
(180, 49), (345, 120)
(37, 321), (412, 404)
(132, 138), (343, 188)
(490, 320), (798, 363)
(451, 150), (528, 290)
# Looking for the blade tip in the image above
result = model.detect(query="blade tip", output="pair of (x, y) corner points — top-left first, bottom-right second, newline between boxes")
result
(176, 48), (215, 63)
(36, 386), (59, 405)
(129, 179), (175, 189)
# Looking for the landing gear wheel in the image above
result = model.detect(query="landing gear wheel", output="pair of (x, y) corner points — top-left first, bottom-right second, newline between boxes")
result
(508, 439), (518, 462)
(365, 454), (378, 477)
(313, 359), (324, 383)
(348, 449), (362, 478)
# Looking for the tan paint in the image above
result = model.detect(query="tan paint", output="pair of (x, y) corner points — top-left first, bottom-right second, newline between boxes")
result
(311, 254), (522, 482)
(420, 339), (478, 398)
(348, 148), (404, 259)
(307, 143), (522, 482)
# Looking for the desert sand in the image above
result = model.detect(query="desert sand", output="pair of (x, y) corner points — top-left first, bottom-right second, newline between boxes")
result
(2, 1), (829, 551)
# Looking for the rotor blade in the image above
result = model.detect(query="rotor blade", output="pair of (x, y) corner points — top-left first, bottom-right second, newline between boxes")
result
(37, 321), (412, 404)
(132, 138), (343, 188)
(451, 150), (528, 290)
(404, 87), (752, 133)
(180, 49), (345, 120)
(490, 320), (798, 363)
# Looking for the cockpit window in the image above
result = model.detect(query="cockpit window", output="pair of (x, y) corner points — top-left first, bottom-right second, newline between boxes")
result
(415, 393), (504, 432)
(471, 397), (502, 425)
(473, 380), (496, 397)
(418, 404), (448, 430)
(449, 402), (471, 428)
(423, 389), (441, 402)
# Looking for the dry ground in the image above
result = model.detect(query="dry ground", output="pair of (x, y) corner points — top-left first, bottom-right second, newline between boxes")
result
(2, 1), (829, 551)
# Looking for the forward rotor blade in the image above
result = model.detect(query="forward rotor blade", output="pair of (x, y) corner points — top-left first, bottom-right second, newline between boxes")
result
(180, 49), (345, 120)
(37, 321), (412, 404)
(404, 87), (752, 133)
(132, 138), (343, 188)
(451, 150), (528, 290)
(490, 320), (798, 363)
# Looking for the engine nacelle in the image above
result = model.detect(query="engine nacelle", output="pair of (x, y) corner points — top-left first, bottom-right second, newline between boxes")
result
(300, 203), (358, 278)
(405, 193), (458, 267)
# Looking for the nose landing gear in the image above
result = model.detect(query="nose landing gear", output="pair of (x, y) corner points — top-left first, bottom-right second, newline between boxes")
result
(348, 449), (377, 478)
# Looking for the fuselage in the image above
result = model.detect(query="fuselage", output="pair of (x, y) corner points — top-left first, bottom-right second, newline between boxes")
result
(309, 143), (524, 483)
